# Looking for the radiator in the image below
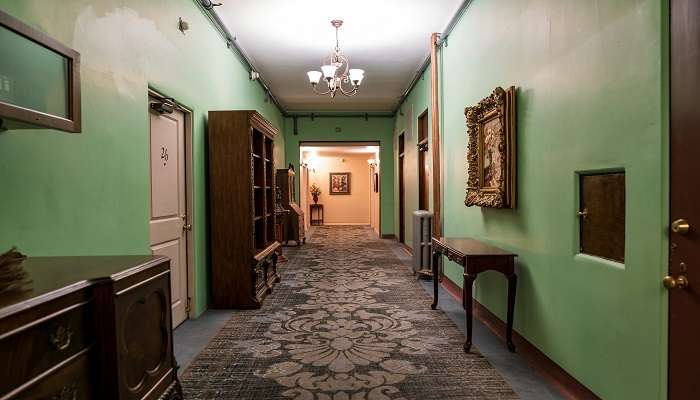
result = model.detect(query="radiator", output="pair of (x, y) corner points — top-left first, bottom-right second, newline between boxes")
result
(412, 210), (433, 277)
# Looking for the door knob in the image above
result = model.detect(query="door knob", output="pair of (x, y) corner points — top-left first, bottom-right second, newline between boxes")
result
(671, 219), (690, 235)
(663, 275), (689, 290)
(182, 224), (192, 232)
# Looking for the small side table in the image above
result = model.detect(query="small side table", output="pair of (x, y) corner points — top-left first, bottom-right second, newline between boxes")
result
(310, 204), (324, 225)
(431, 237), (518, 353)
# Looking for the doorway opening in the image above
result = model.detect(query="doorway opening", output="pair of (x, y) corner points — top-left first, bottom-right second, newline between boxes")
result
(398, 133), (406, 244)
(418, 110), (430, 211)
(299, 142), (381, 235)
(148, 89), (194, 329)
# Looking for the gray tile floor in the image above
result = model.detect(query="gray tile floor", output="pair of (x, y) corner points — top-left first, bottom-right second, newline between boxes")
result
(174, 229), (563, 399)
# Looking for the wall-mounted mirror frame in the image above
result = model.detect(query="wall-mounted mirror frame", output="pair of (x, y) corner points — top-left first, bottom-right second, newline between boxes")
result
(0, 10), (81, 133)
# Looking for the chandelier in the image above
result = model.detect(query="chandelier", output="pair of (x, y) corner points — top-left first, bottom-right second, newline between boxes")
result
(306, 20), (365, 98)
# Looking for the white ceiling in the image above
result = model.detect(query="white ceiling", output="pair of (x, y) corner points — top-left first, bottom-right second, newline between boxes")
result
(216, 0), (463, 112)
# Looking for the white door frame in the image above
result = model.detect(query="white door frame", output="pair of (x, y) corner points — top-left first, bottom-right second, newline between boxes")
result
(300, 165), (310, 232)
(148, 88), (195, 321)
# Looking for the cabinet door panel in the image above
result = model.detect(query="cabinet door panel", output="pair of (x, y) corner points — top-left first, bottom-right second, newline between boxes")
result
(115, 271), (173, 400)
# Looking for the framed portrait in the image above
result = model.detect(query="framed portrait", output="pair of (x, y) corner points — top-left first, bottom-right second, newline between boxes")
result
(464, 86), (517, 208)
(329, 172), (351, 195)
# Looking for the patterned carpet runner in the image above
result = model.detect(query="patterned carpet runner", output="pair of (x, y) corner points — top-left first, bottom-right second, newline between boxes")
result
(181, 226), (517, 399)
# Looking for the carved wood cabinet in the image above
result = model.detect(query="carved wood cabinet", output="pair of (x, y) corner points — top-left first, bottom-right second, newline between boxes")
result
(208, 110), (281, 309)
(277, 167), (305, 245)
(0, 255), (181, 400)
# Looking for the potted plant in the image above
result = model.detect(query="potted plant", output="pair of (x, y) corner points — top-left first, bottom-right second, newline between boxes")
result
(310, 183), (322, 204)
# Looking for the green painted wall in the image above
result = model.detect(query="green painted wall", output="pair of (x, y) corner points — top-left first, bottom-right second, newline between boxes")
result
(393, 69), (431, 247)
(397, 0), (669, 398)
(283, 116), (395, 236)
(0, 0), (285, 317)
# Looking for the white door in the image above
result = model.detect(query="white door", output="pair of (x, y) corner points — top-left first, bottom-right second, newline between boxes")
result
(149, 102), (188, 328)
(369, 165), (375, 232)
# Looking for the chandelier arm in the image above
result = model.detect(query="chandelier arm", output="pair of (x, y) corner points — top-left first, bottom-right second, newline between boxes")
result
(336, 55), (349, 77)
(338, 86), (358, 96)
(338, 79), (358, 96)
(311, 84), (332, 96)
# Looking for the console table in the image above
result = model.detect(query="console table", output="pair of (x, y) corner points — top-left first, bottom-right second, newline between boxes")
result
(431, 237), (518, 353)
(0, 255), (181, 399)
(310, 203), (324, 226)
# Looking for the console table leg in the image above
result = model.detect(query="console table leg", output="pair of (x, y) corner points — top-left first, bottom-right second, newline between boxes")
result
(431, 250), (440, 309)
(463, 274), (476, 353)
(506, 273), (518, 352)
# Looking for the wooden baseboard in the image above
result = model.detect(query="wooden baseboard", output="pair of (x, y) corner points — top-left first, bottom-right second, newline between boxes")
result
(439, 276), (601, 400)
(380, 234), (397, 240)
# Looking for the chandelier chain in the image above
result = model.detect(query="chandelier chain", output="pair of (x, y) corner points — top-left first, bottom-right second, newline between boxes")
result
(335, 26), (340, 53)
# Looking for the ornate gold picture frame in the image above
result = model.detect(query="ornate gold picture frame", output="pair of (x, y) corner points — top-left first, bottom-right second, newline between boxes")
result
(329, 172), (351, 195)
(464, 86), (517, 208)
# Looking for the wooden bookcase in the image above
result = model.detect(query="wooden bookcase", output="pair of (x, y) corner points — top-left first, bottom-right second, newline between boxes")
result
(208, 110), (281, 309)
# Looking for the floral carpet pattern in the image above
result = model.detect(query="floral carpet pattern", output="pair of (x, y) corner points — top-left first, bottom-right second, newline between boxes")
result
(181, 226), (517, 399)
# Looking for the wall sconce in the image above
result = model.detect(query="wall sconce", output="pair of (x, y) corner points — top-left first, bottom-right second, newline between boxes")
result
(301, 156), (318, 172)
(367, 158), (379, 168)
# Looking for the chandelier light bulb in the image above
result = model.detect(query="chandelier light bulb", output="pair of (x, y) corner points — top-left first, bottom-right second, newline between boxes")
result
(321, 65), (338, 79)
(349, 69), (365, 85)
(307, 70), (322, 85)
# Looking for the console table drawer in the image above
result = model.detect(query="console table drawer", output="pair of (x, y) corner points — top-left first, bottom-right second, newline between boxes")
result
(0, 299), (93, 397)
(0, 255), (181, 400)
(7, 350), (94, 400)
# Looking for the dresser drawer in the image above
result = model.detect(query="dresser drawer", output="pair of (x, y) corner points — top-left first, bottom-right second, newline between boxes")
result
(0, 300), (94, 397)
(8, 350), (95, 400)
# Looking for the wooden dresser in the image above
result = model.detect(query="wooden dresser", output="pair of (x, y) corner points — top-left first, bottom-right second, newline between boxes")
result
(208, 110), (281, 309)
(0, 256), (181, 400)
(277, 166), (305, 245)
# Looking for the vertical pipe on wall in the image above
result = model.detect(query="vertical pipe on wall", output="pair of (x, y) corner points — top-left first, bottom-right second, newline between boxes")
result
(430, 33), (442, 236)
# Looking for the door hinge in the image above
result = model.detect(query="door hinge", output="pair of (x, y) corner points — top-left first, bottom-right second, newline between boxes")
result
(185, 297), (192, 314)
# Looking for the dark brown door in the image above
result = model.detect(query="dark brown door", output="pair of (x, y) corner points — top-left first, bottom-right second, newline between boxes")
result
(668, 0), (700, 398)
(398, 133), (406, 244)
(418, 110), (430, 211)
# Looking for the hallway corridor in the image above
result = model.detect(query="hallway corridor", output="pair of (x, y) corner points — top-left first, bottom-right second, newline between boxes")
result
(180, 226), (517, 399)
(0, 0), (686, 397)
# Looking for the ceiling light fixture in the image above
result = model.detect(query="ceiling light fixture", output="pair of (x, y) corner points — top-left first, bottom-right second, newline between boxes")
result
(306, 20), (365, 98)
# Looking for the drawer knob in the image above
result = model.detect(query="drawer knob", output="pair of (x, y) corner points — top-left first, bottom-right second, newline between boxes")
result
(49, 325), (74, 351)
(52, 384), (77, 400)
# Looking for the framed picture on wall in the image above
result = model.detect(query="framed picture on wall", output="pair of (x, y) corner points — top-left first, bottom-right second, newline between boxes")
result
(329, 172), (351, 195)
(373, 172), (379, 193)
(464, 86), (517, 208)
